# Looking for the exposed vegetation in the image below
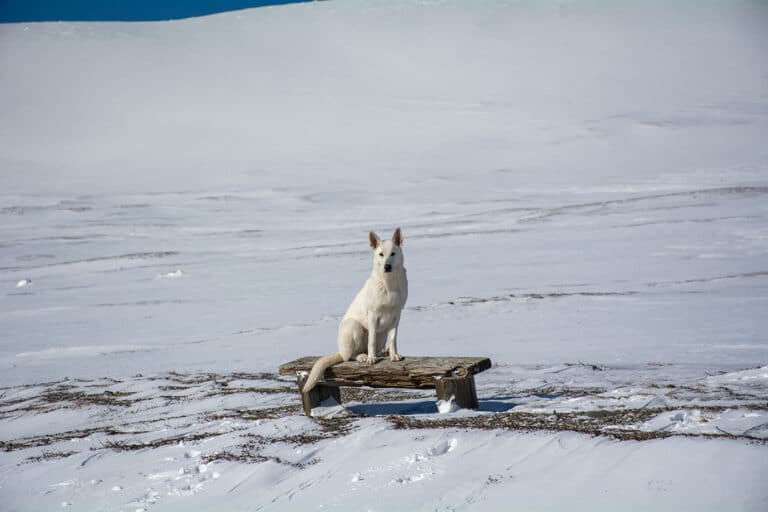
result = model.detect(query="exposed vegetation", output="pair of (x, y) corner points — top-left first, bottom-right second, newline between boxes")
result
(388, 406), (768, 442)
(3, 373), (764, 471)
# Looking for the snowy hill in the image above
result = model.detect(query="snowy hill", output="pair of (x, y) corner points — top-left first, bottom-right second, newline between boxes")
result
(1, 1), (767, 510)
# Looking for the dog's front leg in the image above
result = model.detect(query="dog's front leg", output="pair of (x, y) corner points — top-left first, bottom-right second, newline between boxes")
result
(362, 310), (378, 365)
(388, 313), (403, 362)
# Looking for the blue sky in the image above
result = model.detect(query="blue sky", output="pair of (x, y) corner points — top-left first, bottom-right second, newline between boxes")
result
(0, 0), (312, 23)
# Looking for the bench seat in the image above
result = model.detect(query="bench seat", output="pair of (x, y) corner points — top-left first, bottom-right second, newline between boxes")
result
(279, 356), (492, 416)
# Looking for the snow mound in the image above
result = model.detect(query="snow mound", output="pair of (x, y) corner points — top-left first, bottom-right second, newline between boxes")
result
(437, 397), (460, 414)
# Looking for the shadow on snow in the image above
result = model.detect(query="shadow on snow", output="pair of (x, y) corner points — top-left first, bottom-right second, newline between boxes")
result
(346, 398), (518, 416)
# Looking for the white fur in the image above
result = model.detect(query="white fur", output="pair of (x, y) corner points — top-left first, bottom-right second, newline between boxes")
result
(303, 228), (408, 393)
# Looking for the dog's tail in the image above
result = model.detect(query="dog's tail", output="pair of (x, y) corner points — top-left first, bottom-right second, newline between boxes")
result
(303, 353), (345, 393)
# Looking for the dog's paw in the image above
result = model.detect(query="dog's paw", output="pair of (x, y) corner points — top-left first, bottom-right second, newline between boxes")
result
(389, 353), (403, 362)
(358, 354), (377, 365)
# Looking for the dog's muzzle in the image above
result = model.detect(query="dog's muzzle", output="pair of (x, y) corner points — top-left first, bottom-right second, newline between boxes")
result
(384, 264), (392, 273)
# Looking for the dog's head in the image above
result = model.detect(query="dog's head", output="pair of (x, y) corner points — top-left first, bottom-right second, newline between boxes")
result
(369, 228), (404, 274)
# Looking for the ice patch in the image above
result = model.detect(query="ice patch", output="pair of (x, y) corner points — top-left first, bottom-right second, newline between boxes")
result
(706, 366), (768, 385)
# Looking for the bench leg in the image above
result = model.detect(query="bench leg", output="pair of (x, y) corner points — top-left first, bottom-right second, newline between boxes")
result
(297, 373), (341, 416)
(435, 374), (479, 410)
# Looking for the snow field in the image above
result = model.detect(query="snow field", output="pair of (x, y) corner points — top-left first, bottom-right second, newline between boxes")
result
(2, 0), (768, 510)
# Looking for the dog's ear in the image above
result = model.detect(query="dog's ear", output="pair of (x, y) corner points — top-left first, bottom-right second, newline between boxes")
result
(392, 227), (403, 247)
(369, 231), (382, 250)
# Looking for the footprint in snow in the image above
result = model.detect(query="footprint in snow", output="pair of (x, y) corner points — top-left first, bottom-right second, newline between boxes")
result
(428, 438), (458, 457)
(404, 438), (458, 464)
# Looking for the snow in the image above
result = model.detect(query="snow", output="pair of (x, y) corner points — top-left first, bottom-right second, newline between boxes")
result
(1, 0), (767, 510)
(436, 397), (459, 414)
(310, 396), (347, 418)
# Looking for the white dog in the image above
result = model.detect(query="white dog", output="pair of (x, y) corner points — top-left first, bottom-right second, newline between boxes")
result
(303, 228), (408, 393)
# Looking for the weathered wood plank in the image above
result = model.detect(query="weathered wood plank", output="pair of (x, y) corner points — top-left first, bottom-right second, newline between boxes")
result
(296, 373), (341, 416)
(436, 374), (479, 410)
(279, 356), (492, 389)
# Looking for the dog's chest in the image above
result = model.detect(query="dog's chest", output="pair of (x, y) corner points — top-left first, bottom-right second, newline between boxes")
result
(379, 287), (404, 308)
(373, 276), (407, 308)
(368, 278), (406, 330)
(374, 306), (399, 331)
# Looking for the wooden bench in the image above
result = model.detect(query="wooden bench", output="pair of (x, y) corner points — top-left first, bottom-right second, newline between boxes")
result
(278, 356), (492, 416)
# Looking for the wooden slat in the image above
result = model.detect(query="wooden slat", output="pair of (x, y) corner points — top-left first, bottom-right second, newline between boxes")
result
(278, 356), (492, 389)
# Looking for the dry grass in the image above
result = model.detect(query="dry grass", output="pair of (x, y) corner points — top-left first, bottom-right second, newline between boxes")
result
(5, 371), (765, 473)
(340, 387), (431, 403)
(1, 427), (139, 451)
(201, 416), (354, 466)
(96, 431), (225, 452)
(22, 450), (79, 464)
(388, 406), (768, 442)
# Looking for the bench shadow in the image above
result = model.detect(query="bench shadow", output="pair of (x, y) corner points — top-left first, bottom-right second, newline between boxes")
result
(345, 398), (518, 416)
(477, 400), (518, 413)
(346, 400), (437, 416)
